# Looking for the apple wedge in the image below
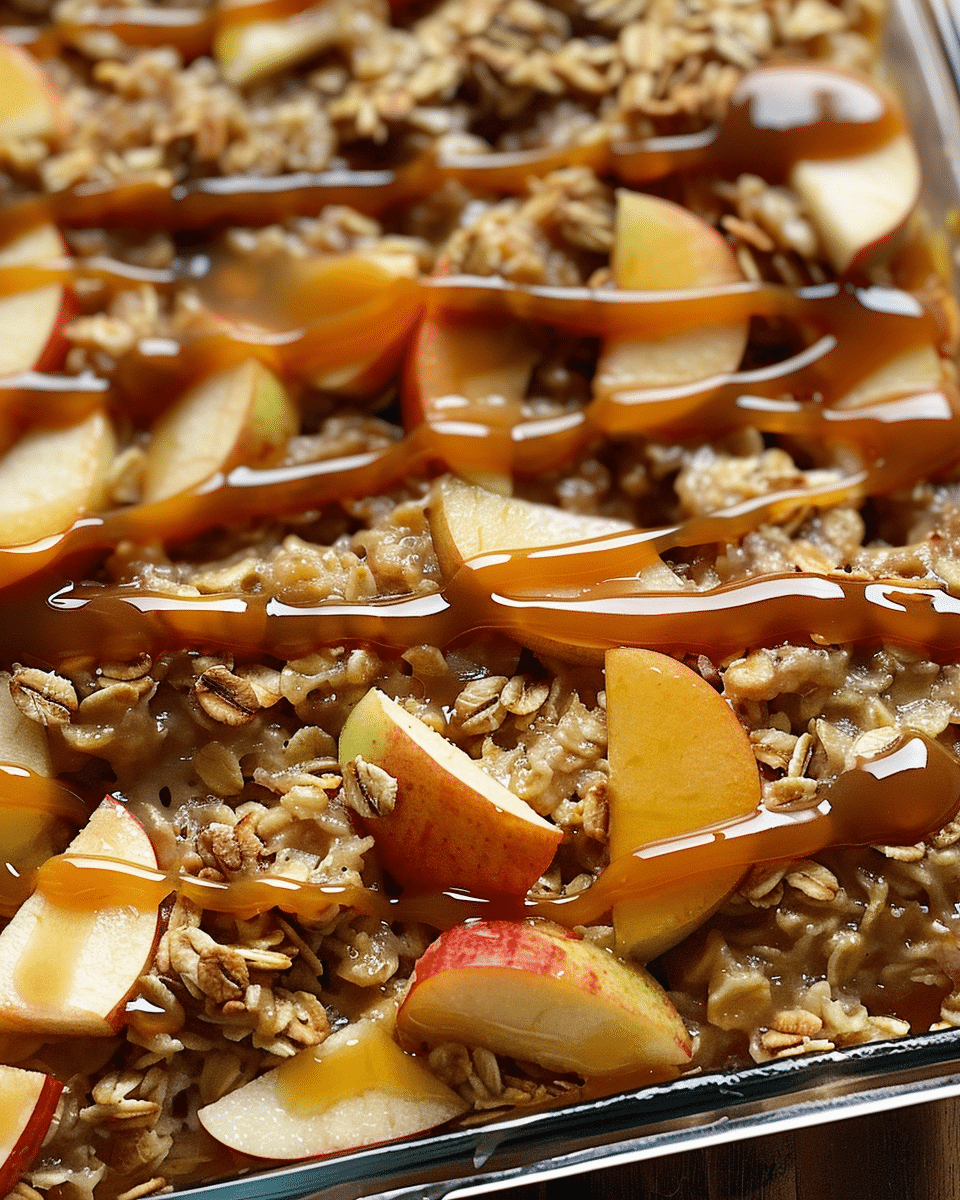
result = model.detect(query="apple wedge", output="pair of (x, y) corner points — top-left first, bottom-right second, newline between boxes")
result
(214, 1), (342, 87)
(396, 920), (692, 1077)
(0, 1065), (63, 1195)
(592, 190), (747, 424)
(427, 475), (682, 662)
(429, 473), (633, 572)
(0, 409), (115, 546)
(141, 358), (298, 504)
(606, 648), (761, 962)
(0, 224), (76, 378)
(0, 38), (62, 143)
(790, 133), (921, 274)
(0, 797), (161, 1036)
(339, 686), (561, 896)
(198, 1020), (468, 1159)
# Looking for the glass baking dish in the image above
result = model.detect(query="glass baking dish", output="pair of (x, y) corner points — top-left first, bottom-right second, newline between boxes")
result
(149, 3), (960, 1196)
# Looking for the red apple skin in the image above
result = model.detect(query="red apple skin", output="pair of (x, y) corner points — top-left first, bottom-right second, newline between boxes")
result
(396, 920), (693, 1077)
(0, 797), (162, 1037)
(0, 1067), (63, 1196)
(339, 688), (562, 897)
(0, 224), (77, 378)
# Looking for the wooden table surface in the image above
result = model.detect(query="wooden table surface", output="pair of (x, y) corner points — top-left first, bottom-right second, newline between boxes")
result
(481, 1097), (960, 1199)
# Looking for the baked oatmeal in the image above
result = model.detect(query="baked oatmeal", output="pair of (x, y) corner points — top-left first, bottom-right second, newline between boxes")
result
(0, 0), (959, 1193)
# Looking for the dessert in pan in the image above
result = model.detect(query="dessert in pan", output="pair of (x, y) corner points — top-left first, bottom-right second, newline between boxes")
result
(0, 0), (959, 1192)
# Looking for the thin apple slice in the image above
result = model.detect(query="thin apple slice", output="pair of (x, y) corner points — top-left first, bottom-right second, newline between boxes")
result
(214, 4), (337, 87)
(606, 648), (761, 962)
(427, 475), (682, 663)
(0, 797), (161, 1036)
(0, 1065), (63, 1195)
(198, 1020), (468, 1159)
(396, 920), (692, 1077)
(429, 473), (633, 572)
(289, 251), (420, 395)
(592, 190), (747, 424)
(790, 133), (921, 274)
(141, 358), (298, 504)
(0, 38), (62, 142)
(339, 687), (561, 896)
(0, 224), (76, 377)
(0, 410), (115, 546)
(833, 343), (943, 410)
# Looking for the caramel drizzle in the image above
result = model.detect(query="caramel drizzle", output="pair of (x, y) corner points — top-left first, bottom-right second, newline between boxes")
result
(0, 64), (907, 237)
(12, 734), (959, 927)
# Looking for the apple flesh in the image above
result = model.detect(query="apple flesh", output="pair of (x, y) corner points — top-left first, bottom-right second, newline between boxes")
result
(141, 358), (298, 504)
(592, 190), (747, 417)
(790, 133), (921, 274)
(0, 410), (116, 546)
(0, 38), (62, 142)
(0, 797), (161, 1036)
(198, 1020), (468, 1160)
(605, 648), (762, 961)
(214, 2), (341, 87)
(0, 1064), (63, 1196)
(0, 223), (76, 378)
(427, 475), (682, 663)
(339, 687), (561, 896)
(0, 671), (82, 871)
(396, 920), (692, 1077)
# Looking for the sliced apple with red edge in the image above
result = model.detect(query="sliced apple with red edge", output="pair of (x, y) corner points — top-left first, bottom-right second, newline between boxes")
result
(404, 255), (537, 494)
(396, 919), (692, 1077)
(0, 37), (63, 143)
(339, 686), (561, 896)
(592, 190), (748, 430)
(0, 409), (115, 547)
(0, 223), (77, 379)
(0, 796), (161, 1036)
(0, 1064), (63, 1195)
(141, 357), (298, 504)
(606, 648), (762, 962)
(790, 132), (921, 274)
(198, 1019), (468, 1159)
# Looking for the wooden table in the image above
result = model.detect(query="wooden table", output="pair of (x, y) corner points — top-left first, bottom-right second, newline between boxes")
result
(484, 1096), (960, 1199)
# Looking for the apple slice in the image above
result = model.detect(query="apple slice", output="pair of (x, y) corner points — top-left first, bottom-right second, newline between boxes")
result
(0, 409), (115, 546)
(0, 797), (161, 1036)
(790, 133), (921, 274)
(198, 1020), (468, 1159)
(429, 473), (633, 573)
(0, 38), (62, 143)
(605, 648), (761, 962)
(592, 190), (747, 422)
(0, 224), (76, 377)
(141, 358), (298, 504)
(396, 920), (692, 1077)
(0, 1065), (63, 1195)
(833, 343), (943, 410)
(214, 1), (342, 87)
(427, 475), (681, 663)
(339, 687), (561, 897)
(289, 251), (421, 396)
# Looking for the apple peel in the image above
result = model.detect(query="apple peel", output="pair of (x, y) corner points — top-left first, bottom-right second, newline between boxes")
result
(339, 687), (561, 896)
(0, 1064), (63, 1195)
(396, 920), (692, 1077)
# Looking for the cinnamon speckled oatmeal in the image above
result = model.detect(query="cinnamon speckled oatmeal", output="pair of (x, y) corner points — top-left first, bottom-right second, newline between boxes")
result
(0, 0), (958, 1193)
